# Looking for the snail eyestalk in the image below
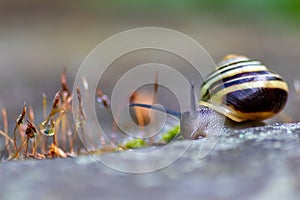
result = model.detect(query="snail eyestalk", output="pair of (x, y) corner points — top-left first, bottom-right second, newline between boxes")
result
(129, 103), (181, 119)
(190, 83), (198, 118)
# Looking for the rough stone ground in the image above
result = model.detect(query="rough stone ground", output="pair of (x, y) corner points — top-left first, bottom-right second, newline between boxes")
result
(1, 122), (300, 200)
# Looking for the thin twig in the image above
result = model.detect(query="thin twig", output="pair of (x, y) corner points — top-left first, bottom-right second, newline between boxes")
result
(1, 108), (10, 155)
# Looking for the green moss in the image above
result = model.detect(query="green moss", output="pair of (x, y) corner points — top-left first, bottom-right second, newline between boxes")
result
(161, 125), (180, 143)
(123, 138), (146, 149)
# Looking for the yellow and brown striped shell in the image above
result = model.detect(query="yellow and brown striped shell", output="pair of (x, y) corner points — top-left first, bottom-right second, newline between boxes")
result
(200, 54), (289, 122)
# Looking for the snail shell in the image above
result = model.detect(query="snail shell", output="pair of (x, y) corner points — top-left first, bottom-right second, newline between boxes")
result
(199, 54), (289, 122)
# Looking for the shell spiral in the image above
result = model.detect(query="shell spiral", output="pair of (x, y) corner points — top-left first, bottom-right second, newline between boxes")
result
(199, 54), (289, 122)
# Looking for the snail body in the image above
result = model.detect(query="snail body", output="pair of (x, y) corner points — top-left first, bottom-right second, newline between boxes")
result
(130, 54), (289, 140)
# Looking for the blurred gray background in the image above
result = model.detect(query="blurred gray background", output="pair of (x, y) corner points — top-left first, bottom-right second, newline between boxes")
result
(0, 0), (299, 120)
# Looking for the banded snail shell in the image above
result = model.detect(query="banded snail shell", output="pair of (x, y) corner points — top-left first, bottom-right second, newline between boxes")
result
(199, 54), (289, 122)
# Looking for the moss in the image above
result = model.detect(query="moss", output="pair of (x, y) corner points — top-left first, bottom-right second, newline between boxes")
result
(123, 138), (146, 149)
(161, 125), (180, 143)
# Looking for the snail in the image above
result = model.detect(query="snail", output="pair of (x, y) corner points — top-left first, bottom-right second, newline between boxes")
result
(130, 54), (289, 139)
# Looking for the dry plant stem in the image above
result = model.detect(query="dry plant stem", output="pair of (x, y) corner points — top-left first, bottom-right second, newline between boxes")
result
(28, 108), (37, 156)
(52, 91), (60, 110)
(82, 124), (96, 150)
(60, 100), (67, 150)
(32, 133), (42, 156)
(73, 129), (80, 154)
(54, 117), (59, 147)
(2, 109), (8, 140)
(12, 139), (28, 159)
(79, 126), (89, 151)
(82, 79), (106, 147)
(76, 119), (94, 151)
(32, 138), (37, 156)
(76, 87), (96, 150)
(40, 90), (62, 153)
(97, 114), (106, 146)
(149, 71), (159, 144)
(71, 125), (83, 154)
(40, 94), (47, 153)
(19, 135), (26, 156)
(58, 114), (66, 150)
(28, 107), (35, 122)
(52, 134), (57, 146)
(32, 127), (41, 157)
(75, 127), (89, 153)
(61, 69), (72, 151)
(26, 120), (37, 155)
(56, 109), (72, 153)
(65, 115), (74, 153)
(61, 69), (71, 97)
(111, 121), (118, 147)
(128, 72), (158, 142)
(96, 88), (110, 108)
(42, 93), (47, 119)
(130, 92), (146, 128)
(96, 88), (110, 146)
(48, 143), (67, 158)
(0, 130), (15, 160)
(19, 125), (26, 147)
(1, 108), (10, 155)
(0, 131), (14, 145)
(13, 103), (27, 158)
(67, 130), (74, 153)
(25, 137), (29, 155)
(45, 137), (48, 152)
(13, 125), (18, 158)
(62, 117), (67, 150)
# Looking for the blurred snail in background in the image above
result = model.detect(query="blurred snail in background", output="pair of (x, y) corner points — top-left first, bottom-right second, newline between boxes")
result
(130, 54), (289, 140)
